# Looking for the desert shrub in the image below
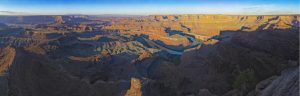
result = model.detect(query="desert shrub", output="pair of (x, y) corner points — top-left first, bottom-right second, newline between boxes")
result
(172, 55), (181, 65)
(233, 69), (257, 91)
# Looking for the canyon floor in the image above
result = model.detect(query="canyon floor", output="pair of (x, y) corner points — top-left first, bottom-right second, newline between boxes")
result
(0, 14), (299, 96)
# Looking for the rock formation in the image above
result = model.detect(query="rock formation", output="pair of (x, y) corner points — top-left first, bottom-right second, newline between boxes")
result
(104, 15), (300, 48)
(54, 16), (64, 24)
(253, 67), (299, 96)
(125, 78), (142, 96)
(0, 47), (15, 96)
(0, 14), (298, 96)
(0, 47), (15, 75)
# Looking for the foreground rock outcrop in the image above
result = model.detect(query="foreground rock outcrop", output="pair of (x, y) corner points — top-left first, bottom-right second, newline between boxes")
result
(254, 67), (299, 96)
(125, 78), (142, 96)
(0, 47), (15, 96)
(0, 47), (16, 74)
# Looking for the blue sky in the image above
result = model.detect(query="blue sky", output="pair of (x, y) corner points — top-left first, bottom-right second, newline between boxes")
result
(0, 0), (299, 15)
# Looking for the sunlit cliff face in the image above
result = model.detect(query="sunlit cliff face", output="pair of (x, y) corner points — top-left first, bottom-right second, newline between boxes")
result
(104, 15), (300, 46)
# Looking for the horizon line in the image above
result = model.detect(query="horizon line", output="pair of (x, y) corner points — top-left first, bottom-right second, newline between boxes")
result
(0, 13), (299, 16)
(0, 10), (299, 16)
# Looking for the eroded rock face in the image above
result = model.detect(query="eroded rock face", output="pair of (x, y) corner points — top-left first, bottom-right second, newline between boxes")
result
(104, 15), (300, 47)
(254, 67), (299, 96)
(0, 47), (16, 74)
(54, 16), (64, 24)
(125, 78), (142, 96)
(7, 34), (162, 96)
(8, 41), (123, 96)
(2, 15), (299, 96)
(0, 47), (15, 96)
(177, 27), (299, 95)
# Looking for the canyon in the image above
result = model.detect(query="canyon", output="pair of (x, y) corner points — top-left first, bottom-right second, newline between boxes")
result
(0, 14), (299, 96)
